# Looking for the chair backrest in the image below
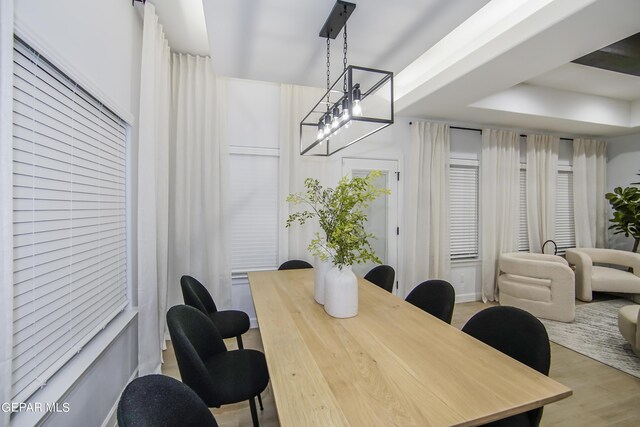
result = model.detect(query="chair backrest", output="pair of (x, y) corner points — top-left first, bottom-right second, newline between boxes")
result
(181, 275), (218, 314)
(278, 259), (313, 270)
(364, 265), (395, 293)
(117, 374), (218, 427)
(462, 306), (550, 426)
(166, 305), (227, 407)
(405, 280), (455, 324)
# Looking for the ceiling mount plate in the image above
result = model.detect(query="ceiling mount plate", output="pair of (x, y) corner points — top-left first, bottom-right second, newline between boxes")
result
(319, 1), (356, 39)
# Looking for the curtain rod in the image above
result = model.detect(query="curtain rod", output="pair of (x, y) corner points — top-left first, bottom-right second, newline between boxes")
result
(408, 122), (574, 141)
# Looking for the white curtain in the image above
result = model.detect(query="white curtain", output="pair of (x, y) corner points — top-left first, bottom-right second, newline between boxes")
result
(526, 134), (559, 253)
(137, 2), (171, 375)
(278, 84), (328, 263)
(404, 122), (450, 296)
(1, 0), (14, 420)
(481, 129), (520, 302)
(573, 138), (607, 248)
(167, 54), (231, 314)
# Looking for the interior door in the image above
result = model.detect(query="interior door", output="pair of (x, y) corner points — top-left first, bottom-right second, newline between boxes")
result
(342, 158), (399, 293)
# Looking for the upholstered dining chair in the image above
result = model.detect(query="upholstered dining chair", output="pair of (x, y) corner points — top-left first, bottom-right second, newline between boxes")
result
(364, 265), (395, 293)
(462, 306), (551, 427)
(278, 259), (313, 270)
(405, 280), (455, 324)
(117, 374), (218, 427)
(167, 305), (270, 427)
(180, 275), (250, 349)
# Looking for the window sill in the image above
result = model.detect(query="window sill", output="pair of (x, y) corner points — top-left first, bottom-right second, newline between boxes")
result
(451, 258), (482, 267)
(10, 309), (137, 427)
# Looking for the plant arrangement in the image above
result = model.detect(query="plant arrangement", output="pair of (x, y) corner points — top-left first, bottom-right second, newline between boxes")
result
(606, 170), (640, 253)
(286, 171), (390, 269)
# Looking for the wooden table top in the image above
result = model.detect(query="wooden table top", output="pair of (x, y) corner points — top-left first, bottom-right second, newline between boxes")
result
(248, 269), (571, 427)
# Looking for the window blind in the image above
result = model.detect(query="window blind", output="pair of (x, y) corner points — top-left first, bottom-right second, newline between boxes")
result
(555, 169), (576, 253)
(229, 151), (279, 272)
(518, 167), (529, 252)
(12, 38), (127, 403)
(450, 163), (479, 260)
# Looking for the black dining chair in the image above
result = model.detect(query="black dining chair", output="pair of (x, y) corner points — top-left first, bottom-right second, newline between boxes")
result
(278, 259), (313, 270)
(167, 305), (270, 427)
(405, 280), (455, 324)
(117, 374), (218, 427)
(364, 265), (395, 293)
(461, 306), (551, 427)
(180, 275), (250, 349)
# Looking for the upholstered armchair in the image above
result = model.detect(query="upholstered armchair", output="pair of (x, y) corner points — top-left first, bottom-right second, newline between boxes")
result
(618, 304), (640, 357)
(498, 253), (575, 322)
(565, 248), (640, 302)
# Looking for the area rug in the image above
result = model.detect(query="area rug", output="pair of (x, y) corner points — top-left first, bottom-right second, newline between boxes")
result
(539, 298), (640, 378)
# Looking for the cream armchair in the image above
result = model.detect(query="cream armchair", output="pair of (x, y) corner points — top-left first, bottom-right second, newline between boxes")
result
(565, 248), (640, 302)
(498, 253), (575, 322)
(618, 304), (640, 357)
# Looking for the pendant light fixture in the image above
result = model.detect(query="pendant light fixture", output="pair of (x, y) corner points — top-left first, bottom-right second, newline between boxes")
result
(300, 1), (394, 156)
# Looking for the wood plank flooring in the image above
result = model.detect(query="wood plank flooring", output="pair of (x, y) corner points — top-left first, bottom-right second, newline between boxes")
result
(162, 301), (640, 426)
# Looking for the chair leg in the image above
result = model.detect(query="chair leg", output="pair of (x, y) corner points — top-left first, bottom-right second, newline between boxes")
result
(236, 335), (244, 349)
(249, 396), (259, 427)
(257, 393), (264, 410)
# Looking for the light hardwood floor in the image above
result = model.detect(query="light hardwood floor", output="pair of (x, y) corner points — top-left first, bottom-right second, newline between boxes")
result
(162, 301), (640, 426)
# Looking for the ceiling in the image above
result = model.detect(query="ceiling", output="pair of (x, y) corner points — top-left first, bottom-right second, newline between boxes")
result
(151, 0), (640, 137)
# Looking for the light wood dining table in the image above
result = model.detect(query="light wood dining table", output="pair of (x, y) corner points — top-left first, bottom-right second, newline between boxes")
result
(248, 269), (571, 426)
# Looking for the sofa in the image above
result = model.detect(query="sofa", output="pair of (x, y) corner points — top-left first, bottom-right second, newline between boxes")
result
(618, 304), (640, 357)
(565, 248), (640, 302)
(498, 252), (575, 322)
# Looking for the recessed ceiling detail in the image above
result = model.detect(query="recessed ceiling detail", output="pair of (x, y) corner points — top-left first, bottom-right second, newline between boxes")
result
(573, 32), (640, 77)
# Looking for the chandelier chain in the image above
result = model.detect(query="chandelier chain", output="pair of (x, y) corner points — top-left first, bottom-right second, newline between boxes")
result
(326, 37), (331, 111)
(343, 22), (348, 93)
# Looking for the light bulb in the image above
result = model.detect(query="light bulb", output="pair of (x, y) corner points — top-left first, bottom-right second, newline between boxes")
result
(352, 84), (362, 116)
(331, 107), (340, 129)
(341, 96), (350, 122)
(323, 115), (331, 136)
(317, 121), (324, 140)
(352, 99), (362, 116)
(344, 119), (351, 129)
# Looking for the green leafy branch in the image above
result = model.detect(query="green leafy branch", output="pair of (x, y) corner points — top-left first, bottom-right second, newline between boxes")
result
(606, 170), (640, 253)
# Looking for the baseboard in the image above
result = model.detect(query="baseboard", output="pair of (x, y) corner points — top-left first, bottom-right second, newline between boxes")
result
(456, 292), (481, 303)
(101, 368), (139, 427)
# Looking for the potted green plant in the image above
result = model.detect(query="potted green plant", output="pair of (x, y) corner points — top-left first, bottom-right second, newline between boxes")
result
(605, 171), (640, 253)
(286, 171), (389, 317)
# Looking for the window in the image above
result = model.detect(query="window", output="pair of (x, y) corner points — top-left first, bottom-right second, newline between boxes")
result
(229, 148), (279, 272)
(450, 160), (479, 260)
(518, 165), (575, 254)
(555, 168), (576, 253)
(12, 38), (127, 403)
(518, 166), (529, 252)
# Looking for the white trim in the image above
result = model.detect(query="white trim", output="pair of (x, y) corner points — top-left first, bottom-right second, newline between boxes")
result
(455, 292), (482, 303)
(558, 164), (573, 172)
(101, 368), (139, 427)
(229, 146), (279, 157)
(12, 18), (135, 125)
(10, 310), (137, 427)
(450, 157), (479, 167)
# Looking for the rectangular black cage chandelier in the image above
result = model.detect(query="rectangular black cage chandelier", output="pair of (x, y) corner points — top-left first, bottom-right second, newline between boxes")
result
(300, 1), (394, 156)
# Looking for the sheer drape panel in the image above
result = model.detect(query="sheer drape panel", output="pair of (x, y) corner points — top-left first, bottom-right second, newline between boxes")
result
(1, 0), (14, 420)
(137, 3), (171, 375)
(481, 129), (520, 302)
(168, 54), (230, 316)
(573, 139), (607, 248)
(404, 122), (450, 297)
(278, 84), (328, 262)
(526, 135), (559, 253)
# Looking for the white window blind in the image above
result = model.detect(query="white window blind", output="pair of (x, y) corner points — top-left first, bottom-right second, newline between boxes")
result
(229, 150), (279, 272)
(555, 169), (575, 253)
(12, 38), (127, 403)
(518, 166), (529, 252)
(450, 162), (479, 260)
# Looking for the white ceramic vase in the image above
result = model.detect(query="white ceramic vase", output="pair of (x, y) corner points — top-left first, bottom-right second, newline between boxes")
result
(324, 265), (358, 318)
(313, 256), (333, 305)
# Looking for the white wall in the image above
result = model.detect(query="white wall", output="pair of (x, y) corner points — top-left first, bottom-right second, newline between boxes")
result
(11, 2), (143, 426)
(607, 132), (640, 250)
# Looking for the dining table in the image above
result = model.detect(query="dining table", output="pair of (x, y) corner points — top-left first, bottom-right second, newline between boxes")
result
(248, 269), (572, 426)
